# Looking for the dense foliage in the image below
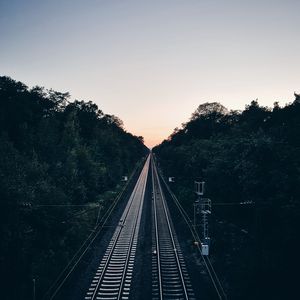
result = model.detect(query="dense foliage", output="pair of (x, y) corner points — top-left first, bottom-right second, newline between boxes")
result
(153, 98), (300, 299)
(0, 76), (148, 299)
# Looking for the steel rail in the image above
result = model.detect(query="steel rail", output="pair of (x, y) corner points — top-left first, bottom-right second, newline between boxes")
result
(151, 157), (163, 300)
(86, 155), (150, 300)
(156, 159), (227, 300)
(44, 159), (144, 300)
(89, 163), (144, 299)
(151, 155), (193, 300)
(116, 156), (149, 300)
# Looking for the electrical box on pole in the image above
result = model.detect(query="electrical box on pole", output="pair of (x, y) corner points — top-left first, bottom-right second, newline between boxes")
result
(168, 177), (175, 183)
(201, 244), (209, 256)
(195, 181), (205, 196)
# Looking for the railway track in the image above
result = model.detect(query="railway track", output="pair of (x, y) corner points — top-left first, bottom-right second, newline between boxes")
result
(85, 155), (150, 300)
(158, 163), (227, 300)
(151, 156), (195, 300)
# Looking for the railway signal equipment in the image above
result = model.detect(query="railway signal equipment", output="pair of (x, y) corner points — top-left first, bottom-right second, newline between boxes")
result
(195, 181), (205, 196)
(194, 181), (211, 256)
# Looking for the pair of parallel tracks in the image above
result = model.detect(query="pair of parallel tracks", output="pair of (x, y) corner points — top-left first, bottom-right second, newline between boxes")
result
(151, 157), (195, 300)
(85, 156), (150, 300)
(85, 154), (195, 300)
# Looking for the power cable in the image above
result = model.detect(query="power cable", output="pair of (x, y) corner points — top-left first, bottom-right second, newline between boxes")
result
(156, 162), (227, 300)
(42, 160), (142, 300)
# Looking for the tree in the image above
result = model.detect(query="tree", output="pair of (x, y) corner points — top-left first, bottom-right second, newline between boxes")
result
(190, 102), (228, 120)
(0, 76), (148, 299)
(153, 95), (300, 299)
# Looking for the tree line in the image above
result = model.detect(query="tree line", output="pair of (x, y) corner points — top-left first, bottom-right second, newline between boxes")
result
(0, 76), (148, 299)
(153, 97), (300, 299)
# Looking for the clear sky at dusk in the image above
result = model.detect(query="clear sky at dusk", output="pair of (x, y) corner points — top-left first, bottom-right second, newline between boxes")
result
(1, 0), (299, 148)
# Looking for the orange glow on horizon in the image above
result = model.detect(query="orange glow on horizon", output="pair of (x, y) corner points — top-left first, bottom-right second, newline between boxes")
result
(144, 136), (165, 149)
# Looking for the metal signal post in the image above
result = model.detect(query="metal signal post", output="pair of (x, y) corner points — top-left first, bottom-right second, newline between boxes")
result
(194, 181), (211, 255)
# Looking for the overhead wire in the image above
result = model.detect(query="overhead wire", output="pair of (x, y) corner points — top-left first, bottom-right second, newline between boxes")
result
(42, 160), (142, 300)
(156, 161), (227, 300)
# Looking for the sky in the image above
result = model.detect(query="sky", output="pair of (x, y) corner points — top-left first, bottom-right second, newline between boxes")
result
(0, 0), (299, 148)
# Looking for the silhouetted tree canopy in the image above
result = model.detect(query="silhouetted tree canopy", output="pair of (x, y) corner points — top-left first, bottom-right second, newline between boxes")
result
(153, 98), (300, 299)
(0, 76), (148, 299)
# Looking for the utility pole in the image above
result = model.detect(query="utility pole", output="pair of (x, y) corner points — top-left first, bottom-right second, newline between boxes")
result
(95, 203), (102, 228)
(32, 278), (36, 300)
(194, 181), (211, 255)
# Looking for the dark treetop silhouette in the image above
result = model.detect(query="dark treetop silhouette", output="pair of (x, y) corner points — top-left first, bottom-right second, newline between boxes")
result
(153, 98), (300, 300)
(0, 76), (148, 300)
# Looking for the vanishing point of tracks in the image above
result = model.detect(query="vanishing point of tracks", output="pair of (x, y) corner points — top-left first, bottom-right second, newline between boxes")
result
(85, 154), (195, 300)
